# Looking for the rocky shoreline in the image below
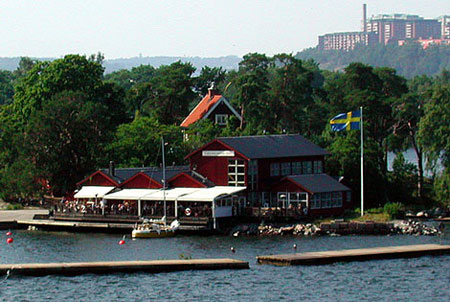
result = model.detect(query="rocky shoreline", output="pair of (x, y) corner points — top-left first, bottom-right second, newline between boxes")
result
(230, 220), (443, 237)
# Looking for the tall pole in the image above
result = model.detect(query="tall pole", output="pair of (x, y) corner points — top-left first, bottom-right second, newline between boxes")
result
(162, 137), (167, 225)
(360, 106), (364, 217)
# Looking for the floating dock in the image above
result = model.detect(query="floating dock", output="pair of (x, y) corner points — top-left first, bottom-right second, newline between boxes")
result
(0, 258), (249, 276)
(257, 244), (450, 266)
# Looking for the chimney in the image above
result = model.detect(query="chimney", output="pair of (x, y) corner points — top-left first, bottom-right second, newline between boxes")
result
(208, 81), (217, 98)
(363, 4), (367, 32)
(109, 161), (115, 176)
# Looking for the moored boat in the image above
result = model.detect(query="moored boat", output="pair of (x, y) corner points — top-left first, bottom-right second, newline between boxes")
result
(132, 218), (180, 238)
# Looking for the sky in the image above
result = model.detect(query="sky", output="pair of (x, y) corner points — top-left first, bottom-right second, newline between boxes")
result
(0, 0), (448, 59)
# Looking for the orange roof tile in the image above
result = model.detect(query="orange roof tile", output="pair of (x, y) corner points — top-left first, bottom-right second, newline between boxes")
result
(180, 94), (223, 127)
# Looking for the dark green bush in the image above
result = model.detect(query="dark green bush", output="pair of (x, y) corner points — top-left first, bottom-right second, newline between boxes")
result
(383, 202), (405, 219)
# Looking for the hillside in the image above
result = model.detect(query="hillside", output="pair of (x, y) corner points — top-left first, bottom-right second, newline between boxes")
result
(296, 43), (450, 78)
(0, 55), (241, 74)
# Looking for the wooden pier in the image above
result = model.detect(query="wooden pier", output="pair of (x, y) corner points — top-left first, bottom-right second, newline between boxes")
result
(0, 258), (249, 276)
(257, 244), (450, 266)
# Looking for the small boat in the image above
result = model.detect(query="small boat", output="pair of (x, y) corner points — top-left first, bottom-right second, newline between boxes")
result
(132, 218), (180, 239)
(132, 137), (180, 239)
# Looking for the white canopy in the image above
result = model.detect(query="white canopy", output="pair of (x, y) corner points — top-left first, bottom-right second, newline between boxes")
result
(177, 186), (246, 202)
(100, 186), (246, 203)
(103, 189), (160, 200)
(142, 188), (200, 201)
(74, 186), (115, 199)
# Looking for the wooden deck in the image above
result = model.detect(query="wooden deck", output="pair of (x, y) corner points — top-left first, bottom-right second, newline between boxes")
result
(256, 244), (450, 266)
(0, 258), (249, 276)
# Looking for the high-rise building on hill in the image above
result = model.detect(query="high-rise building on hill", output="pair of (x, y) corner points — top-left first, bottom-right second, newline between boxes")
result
(318, 4), (448, 51)
(366, 14), (441, 45)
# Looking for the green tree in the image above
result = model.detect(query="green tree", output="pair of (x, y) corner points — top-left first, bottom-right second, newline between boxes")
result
(108, 116), (185, 167)
(23, 91), (115, 195)
(193, 66), (226, 97)
(144, 61), (196, 125)
(13, 55), (105, 120)
(419, 84), (450, 168)
(235, 53), (272, 131)
(0, 70), (14, 105)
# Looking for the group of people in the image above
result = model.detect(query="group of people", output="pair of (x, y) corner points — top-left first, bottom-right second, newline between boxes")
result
(55, 199), (136, 215)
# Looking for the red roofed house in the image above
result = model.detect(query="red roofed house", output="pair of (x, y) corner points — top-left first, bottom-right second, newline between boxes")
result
(180, 83), (242, 128)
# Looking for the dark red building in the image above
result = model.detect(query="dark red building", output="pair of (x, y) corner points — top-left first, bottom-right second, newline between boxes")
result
(186, 134), (351, 215)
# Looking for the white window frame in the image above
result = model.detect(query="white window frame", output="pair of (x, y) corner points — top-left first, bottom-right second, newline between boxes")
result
(228, 159), (245, 186)
(215, 114), (228, 125)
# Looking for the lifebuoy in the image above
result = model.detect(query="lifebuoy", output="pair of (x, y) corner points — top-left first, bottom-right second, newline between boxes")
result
(185, 208), (191, 216)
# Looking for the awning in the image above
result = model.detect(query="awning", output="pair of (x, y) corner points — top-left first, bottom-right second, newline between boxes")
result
(141, 188), (201, 201)
(74, 186), (115, 199)
(103, 189), (160, 200)
(101, 186), (246, 202)
(177, 186), (246, 202)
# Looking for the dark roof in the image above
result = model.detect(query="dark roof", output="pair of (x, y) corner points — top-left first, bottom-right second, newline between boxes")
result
(143, 166), (190, 185)
(287, 174), (350, 193)
(218, 134), (328, 159)
(101, 165), (189, 184)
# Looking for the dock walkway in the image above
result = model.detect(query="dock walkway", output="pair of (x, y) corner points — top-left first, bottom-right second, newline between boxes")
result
(0, 258), (249, 276)
(257, 244), (450, 266)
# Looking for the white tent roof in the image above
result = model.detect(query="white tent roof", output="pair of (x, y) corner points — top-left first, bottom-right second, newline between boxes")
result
(74, 186), (115, 199)
(103, 189), (160, 200)
(141, 188), (201, 201)
(177, 186), (247, 202)
(100, 186), (246, 202)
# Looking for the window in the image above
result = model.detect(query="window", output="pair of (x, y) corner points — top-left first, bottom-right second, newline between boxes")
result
(346, 191), (352, 203)
(331, 192), (343, 208)
(215, 114), (228, 125)
(303, 161), (312, 174)
(270, 162), (280, 176)
(311, 194), (320, 209)
(321, 192), (331, 208)
(248, 160), (258, 190)
(313, 161), (323, 173)
(281, 162), (291, 176)
(288, 192), (308, 208)
(228, 159), (245, 186)
(292, 162), (302, 175)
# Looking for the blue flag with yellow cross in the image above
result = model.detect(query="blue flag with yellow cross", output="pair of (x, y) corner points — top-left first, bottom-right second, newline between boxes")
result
(330, 110), (361, 131)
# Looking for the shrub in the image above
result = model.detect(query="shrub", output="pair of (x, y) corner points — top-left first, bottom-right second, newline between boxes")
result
(5, 203), (24, 210)
(383, 202), (405, 219)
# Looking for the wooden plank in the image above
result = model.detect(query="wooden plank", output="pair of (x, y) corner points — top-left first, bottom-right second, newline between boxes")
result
(257, 244), (450, 266)
(0, 258), (249, 276)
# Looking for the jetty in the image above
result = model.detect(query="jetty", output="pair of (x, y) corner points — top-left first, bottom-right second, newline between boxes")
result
(256, 244), (450, 266)
(0, 258), (249, 276)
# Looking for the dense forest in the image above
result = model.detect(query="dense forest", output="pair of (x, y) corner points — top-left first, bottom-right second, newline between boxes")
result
(297, 43), (450, 78)
(0, 53), (449, 211)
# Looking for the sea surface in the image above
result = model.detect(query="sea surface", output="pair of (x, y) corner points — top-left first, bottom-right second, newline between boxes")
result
(0, 229), (449, 302)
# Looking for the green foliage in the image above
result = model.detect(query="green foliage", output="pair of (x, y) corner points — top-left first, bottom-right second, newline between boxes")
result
(0, 70), (14, 105)
(388, 153), (418, 204)
(432, 168), (450, 206)
(5, 203), (24, 210)
(23, 91), (116, 195)
(418, 84), (450, 169)
(108, 116), (186, 168)
(297, 43), (450, 78)
(13, 55), (105, 121)
(383, 202), (405, 219)
(144, 61), (196, 125)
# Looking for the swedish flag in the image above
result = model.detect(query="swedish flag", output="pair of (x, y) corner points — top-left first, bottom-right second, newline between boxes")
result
(330, 110), (361, 131)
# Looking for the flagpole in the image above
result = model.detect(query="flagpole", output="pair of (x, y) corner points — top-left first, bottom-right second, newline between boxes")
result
(360, 106), (364, 217)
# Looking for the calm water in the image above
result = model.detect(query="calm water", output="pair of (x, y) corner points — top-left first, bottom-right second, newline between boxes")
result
(0, 230), (449, 302)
